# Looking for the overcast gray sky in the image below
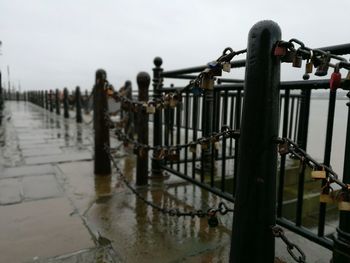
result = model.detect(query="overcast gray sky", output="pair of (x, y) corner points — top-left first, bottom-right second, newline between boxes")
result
(1, 0), (350, 92)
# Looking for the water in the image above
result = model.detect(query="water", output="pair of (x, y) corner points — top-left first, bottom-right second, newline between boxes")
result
(307, 97), (348, 181)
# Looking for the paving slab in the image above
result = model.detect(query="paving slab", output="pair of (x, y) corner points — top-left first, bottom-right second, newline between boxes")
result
(0, 178), (22, 205)
(1, 164), (54, 178)
(25, 152), (92, 165)
(22, 148), (63, 157)
(0, 197), (94, 263)
(22, 174), (62, 200)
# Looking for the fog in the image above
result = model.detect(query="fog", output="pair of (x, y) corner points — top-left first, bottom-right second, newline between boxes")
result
(1, 0), (349, 92)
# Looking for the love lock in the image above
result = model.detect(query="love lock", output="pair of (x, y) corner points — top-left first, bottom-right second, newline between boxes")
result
(207, 209), (219, 227)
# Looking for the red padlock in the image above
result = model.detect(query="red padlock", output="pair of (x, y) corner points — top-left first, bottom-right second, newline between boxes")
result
(330, 64), (342, 91)
(274, 44), (287, 57)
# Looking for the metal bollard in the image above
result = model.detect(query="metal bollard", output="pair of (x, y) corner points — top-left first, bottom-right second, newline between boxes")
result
(136, 72), (150, 186)
(0, 71), (3, 126)
(93, 69), (111, 175)
(230, 20), (281, 263)
(332, 92), (350, 262)
(63, 88), (69, 118)
(151, 57), (164, 177)
(123, 81), (134, 138)
(75, 86), (82, 123)
(45, 90), (48, 110)
(55, 89), (61, 115)
(49, 90), (53, 112)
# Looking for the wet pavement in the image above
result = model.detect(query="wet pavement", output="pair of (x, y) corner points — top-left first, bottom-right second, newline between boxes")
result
(0, 101), (333, 262)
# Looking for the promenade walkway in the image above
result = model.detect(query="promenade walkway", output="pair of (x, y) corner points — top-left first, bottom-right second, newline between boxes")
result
(0, 101), (331, 263)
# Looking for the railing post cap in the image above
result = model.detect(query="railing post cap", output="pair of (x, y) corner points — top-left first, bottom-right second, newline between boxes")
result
(137, 72), (151, 86)
(153, 57), (163, 67)
(96, 69), (107, 80)
(249, 20), (281, 37)
(125, 80), (132, 87)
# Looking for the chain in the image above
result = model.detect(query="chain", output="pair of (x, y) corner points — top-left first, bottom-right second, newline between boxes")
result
(277, 137), (350, 192)
(271, 226), (306, 263)
(274, 38), (350, 83)
(109, 47), (247, 113)
(107, 112), (240, 158)
(104, 144), (234, 224)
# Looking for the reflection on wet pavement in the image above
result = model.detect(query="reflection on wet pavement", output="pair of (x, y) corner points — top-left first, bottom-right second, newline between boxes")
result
(0, 101), (333, 263)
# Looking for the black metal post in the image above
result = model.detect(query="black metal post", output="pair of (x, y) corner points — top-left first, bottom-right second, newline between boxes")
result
(0, 71), (3, 126)
(202, 88), (214, 173)
(123, 81), (134, 138)
(63, 88), (69, 118)
(151, 57), (164, 177)
(230, 20), (281, 263)
(332, 92), (350, 262)
(93, 69), (111, 175)
(49, 90), (53, 112)
(55, 89), (60, 115)
(136, 72), (150, 186)
(75, 86), (82, 123)
(296, 89), (311, 150)
(45, 90), (48, 110)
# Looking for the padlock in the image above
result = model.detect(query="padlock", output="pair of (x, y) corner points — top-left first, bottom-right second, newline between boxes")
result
(330, 64), (342, 91)
(207, 61), (222, 77)
(214, 141), (220, 150)
(167, 148), (180, 161)
(311, 169), (326, 179)
(189, 143), (198, 154)
(207, 210), (219, 227)
(200, 139), (209, 150)
(222, 62), (231, 73)
(311, 55), (322, 68)
(274, 44), (287, 57)
(146, 101), (156, 114)
(305, 59), (313, 74)
(138, 146), (148, 159)
(278, 141), (289, 155)
(320, 194), (335, 204)
(315, 53), (330, 76)
(338, 201), (350, 211)
(169, 94), (177, 108)
(303, 59), (313, 80)
(346, 70), (350, 80)
(133, 145), (140, 155)
(292, 54), (303, 68)
(154, 147), (165, 160)
(200, 74), (215, 90)
(191, 86), (203, 96)
(281, 49), (295, 63)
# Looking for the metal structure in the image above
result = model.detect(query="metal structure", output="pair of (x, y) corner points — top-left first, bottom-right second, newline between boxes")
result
(6, 20), (350, 262)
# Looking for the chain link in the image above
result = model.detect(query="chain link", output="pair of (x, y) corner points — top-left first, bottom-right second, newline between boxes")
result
(271, 226), (306, 263)
(104, 144), (234, 222)
(109, 47), (247, 113)
(277, 137), (350, 192)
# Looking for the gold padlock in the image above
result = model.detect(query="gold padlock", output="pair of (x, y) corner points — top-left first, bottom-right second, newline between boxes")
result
(311, 169), (326, 179)
(169, 94), (177, 108)
(222, 62), (231, 73)
(189, 143), (198, 154)
(146, 102), (156, 114)
(213, 141), (220, 150)
(201, 74), (214, 90)
(338, 201), (350, 211)
(320, 194), (334, 204)
(305, 60), (313, 74)
(201, 141), (209, 150)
